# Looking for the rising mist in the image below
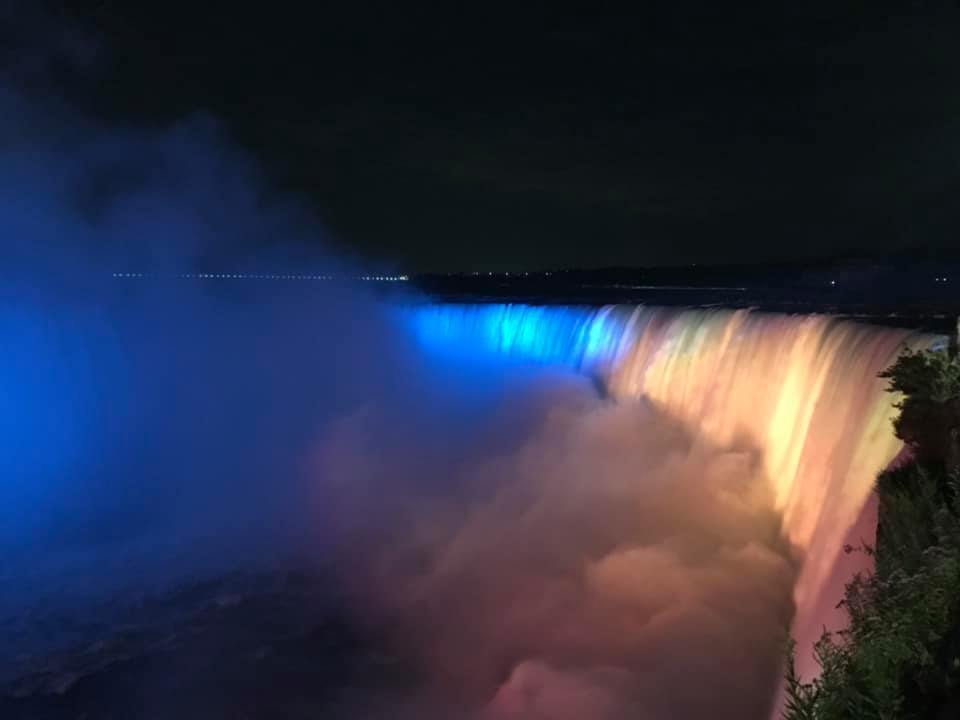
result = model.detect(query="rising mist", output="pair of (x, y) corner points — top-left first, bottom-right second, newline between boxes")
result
(0, 9), (930, 719)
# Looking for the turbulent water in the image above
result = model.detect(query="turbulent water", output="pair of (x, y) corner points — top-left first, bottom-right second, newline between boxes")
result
(408, 304), (941, 683)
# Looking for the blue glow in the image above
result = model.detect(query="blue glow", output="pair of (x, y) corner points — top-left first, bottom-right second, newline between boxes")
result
(403, 304), (634, 372)
(0, 301), (114, 544)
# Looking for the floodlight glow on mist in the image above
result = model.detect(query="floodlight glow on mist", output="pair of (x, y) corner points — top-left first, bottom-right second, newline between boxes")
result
(2, 39), (947, 717)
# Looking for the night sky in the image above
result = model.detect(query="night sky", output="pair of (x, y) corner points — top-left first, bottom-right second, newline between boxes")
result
(22, 2), (960, 270)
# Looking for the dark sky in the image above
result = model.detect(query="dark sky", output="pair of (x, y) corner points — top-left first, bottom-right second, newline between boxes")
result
(42, 2), (960, 270)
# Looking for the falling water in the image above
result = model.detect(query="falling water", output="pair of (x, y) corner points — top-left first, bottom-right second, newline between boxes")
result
(407, 303), (942, 680)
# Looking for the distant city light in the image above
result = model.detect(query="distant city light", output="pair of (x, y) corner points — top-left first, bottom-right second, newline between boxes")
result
(111, 272), (408, 282)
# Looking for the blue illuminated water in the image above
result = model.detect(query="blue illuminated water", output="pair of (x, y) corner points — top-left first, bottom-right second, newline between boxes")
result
(401, 304), (640, 372)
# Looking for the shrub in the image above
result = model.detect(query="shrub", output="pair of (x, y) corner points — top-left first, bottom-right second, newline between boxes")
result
(784, 349), (960, 719)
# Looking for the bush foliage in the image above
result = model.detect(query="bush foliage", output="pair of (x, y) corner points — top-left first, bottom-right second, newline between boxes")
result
(784, 349), (960, 720)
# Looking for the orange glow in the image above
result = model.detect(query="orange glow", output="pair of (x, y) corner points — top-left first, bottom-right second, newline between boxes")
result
(603, 308), (936, 674)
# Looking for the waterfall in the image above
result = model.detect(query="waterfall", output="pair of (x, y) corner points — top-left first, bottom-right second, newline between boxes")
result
(407, 303), (941, 676)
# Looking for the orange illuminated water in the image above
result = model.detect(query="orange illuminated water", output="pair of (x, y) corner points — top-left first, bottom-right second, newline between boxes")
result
(410, 303), (943, 695)
(600, 307), (939, 680)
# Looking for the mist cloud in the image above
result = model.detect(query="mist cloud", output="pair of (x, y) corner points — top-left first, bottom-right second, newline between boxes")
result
(0, 6), (378, 609)
(3, 9), (800, 718)
(315, 376), (799, 719)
